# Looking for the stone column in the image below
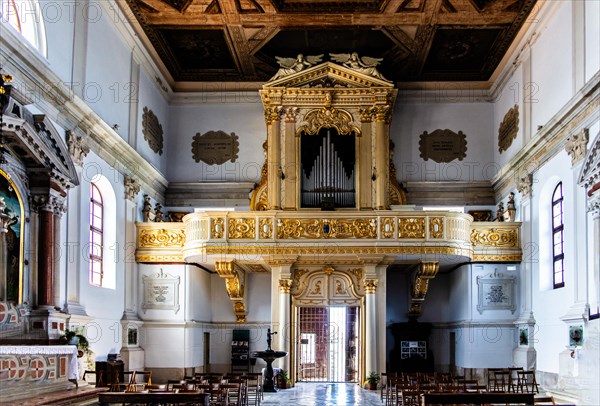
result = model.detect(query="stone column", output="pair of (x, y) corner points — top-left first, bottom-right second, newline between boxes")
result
(283, 107), (298, 210)
(373, 106), (390, 210)
(589, 193), (600, 314)
(278, 279), (292, 372)
(513, 174), (536, 369)
(123, 176), (141, 319)
(359, 107), (373, 209)
(64, 131), (89, 315)
(266, 106), (283, 210)
(365, 279), (378, 374)
(33, 194), (65, 307)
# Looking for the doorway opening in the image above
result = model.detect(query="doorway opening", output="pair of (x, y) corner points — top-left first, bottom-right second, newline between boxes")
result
(296, 306), (359, 382)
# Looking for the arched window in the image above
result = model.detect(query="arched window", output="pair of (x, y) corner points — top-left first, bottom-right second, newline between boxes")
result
(89, 183), (104, 286)
(552, 182), (565, 289)
(0, 0), (47, 56)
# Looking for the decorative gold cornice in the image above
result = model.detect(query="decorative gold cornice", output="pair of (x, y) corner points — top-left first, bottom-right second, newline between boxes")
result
(279, 279), (293, 294)
(135, 254), (183, 262)
(365, 279), (378, 294)
(284, 107), (299, 123)
(296, 107), (360, 136)
(139, 228), (185, 248)
(359, 107), (374, 123)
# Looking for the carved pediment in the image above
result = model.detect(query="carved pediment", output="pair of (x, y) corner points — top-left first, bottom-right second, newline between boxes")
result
(263, 62), (395, 89)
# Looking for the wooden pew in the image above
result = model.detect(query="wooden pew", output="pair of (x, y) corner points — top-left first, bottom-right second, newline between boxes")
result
(424, 391), (535, 405)
(98, 390), (210, 405)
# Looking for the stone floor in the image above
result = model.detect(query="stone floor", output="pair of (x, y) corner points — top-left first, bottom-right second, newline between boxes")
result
(262, 383), (382, 406)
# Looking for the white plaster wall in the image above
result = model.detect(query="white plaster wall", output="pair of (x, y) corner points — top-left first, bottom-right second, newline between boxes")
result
(75, 151), (127, 359)
(186, 266), (212, 322)
(39, 0), (74, 84)
(530, 1), (573, 130)
(166, 102), (266, 182)
(136, 69), (169, 173)
(584, 0), (600, 83)
(83, 7), (132, 142)
(492, 64), (524, 169)
(392, 102), (495, 182)
(531, 150), (577, 374)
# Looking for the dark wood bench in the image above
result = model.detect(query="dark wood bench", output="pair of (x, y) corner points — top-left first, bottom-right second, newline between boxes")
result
(424, 391), (535, 405)
(98, 391), (210, 405)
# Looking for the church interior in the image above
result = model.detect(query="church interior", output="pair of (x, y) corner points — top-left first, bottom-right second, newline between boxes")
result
(0, 0), (599, 404)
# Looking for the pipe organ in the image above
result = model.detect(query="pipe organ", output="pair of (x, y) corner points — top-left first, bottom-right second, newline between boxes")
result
(301, 129), (355, 208)
(252, 61), (399, 211)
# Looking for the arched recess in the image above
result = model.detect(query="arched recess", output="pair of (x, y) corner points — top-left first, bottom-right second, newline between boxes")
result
(290, 266), (365, 383)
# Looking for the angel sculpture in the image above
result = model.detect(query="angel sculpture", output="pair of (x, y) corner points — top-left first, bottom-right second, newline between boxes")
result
(330, 52), (391, 82)
(269, 54), (323, 81)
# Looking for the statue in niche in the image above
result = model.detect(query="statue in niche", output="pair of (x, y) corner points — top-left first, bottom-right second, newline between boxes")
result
(269, 54), (323, 81)
(142, 194), (155, 222)
(330, 52), (391, 82)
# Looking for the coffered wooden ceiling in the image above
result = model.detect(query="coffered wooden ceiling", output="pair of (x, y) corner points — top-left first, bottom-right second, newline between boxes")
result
(123, 0), (537, 84)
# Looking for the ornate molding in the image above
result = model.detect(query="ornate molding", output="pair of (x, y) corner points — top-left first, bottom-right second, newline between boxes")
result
(276, 218), (377, 239)
(565, 128), (589, 166)
(380, 217), (395, 238)
(250, 141), (269, 211)
(498, 104), (519, 153)
(65, 130), (89, 166)
(139, 228), (186, 248)
(470, 227), (518, 247)
(124, 176), (141, 201)
(216, 261), (247, 322)
(409, 262), (439, 318)
(228, 218), (256, 239)
(211, 218), (224, 239)
(279, 279), (292, 294)
(429, 217), (444, 239)
(142, 107), (164, 155)
(31, 194), (67, 216)
(398, 218), (426, 239)
(284, 107), (299, 123)
(372, 105), (391, 124)
(296, 107), (360, 136)
(365, 279), (378, 294)
(265, 106), (283, 125)
(517, 173), (533, 199)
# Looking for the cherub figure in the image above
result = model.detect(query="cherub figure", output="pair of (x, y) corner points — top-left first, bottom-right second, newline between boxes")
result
(269, 54), (324, 81)
(330, 52), (391, 82)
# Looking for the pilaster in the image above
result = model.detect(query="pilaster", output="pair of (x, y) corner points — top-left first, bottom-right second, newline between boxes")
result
(123, 176), (141, 319)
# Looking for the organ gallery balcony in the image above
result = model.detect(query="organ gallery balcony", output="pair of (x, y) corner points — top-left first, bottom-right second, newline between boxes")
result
(135, 211), (521, 266)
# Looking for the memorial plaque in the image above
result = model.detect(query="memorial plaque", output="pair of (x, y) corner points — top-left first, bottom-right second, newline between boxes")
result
(476, 270), (515, 314)
(142, 107), (164, 155)
(498, 104), (519, 153)
(192, 130), (240, 165)
(419, 129), (467, 163)
(142, 269), (180, 314)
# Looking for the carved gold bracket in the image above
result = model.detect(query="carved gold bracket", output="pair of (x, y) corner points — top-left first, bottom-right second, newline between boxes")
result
(250, 140), (269, 211)
(409, 262), (439, 319)
(215, 261), (247, 322)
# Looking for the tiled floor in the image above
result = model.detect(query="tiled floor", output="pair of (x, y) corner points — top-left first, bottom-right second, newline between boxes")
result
(261, 382), (382, 406)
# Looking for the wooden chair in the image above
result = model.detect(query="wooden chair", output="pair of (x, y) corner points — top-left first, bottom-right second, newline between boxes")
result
(517, 370), (539, 394)
(82, 369), (103, 387)
(166, 379), (186, 391)
(508, 367), (524, 392)
(242, 374), (261, 406)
